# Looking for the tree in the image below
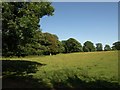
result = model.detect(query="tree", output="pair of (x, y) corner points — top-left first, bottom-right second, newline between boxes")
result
(57, 41), (65, 53)
(96, 43), (103, 51)
(43, 32), (62, 55)
(104, 44), (111, 51)
(62, 38), (83, 53)
(112, 41), (120, 50)
(61, 40), (69, 53)
(83, 41), (95, 52)
(2, 2), (54, 56)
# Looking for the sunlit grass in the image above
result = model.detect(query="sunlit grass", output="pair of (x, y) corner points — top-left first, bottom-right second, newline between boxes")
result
(2, 51), (119, 88)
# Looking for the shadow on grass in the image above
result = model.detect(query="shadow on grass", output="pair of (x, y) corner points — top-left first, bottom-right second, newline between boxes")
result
(2, 60), (46, 75)
(52, 75), (120, 90)
(2, 60), (120, 89)
(2, 60), (48, 89)
(2, 75), (49, 89)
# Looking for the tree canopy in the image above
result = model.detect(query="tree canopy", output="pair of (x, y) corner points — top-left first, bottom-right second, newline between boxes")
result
(112, 41), (120, 50)
(42, 32), (63, 55)
(96, 43), (103, 51)
(2, 2), (119, 57)
(2, 2), (54, 56)
(83, 41), (95, 52)
(62, 38), (83, 53)
(104, 44), (111, 51)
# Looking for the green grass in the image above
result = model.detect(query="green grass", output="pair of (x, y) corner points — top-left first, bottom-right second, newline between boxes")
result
(2, 51), (119, 88)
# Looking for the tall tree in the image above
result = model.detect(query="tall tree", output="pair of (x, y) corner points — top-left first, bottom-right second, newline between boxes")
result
(104, 44), (111, 51)
(43, 32), (62, 55)
(96, 43), (103, 51)
(61, 40), (68, 53)
(57, 41), (65, 53)
(62, 38), (83, 53)
(83, 41), (96, 52)
(112, 41), (120, 50)
(2, 2), (54, 56)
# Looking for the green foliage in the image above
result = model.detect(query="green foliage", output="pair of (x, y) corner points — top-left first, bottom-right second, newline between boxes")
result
(96, 43), (103, 51)
(55, 41), (65, 53)
(2, 2), (54, 56)
(83, 41), (96, 52)
(43, 32), (63, 55)
(61, 40), (68, 53)
(62, 38), (83, 53)
(2, 51), (119, 88)
(112, 41), (120, 50)
(104, 44), (111, 51)
(2, 2), (118, 57)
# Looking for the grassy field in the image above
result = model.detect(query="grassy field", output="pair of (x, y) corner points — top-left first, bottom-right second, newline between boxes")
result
(2, 51), (120, 89)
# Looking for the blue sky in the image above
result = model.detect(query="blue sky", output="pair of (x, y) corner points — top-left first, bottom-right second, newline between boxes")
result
(40, 2), (118, 47)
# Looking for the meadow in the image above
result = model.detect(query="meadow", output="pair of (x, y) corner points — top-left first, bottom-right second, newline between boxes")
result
(1, 51), (120, 89)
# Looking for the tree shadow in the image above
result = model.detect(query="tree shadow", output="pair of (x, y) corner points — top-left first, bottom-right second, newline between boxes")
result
(2, 60), (120, 89)
(2, 60), (48, 89)
(2, 75), (50, 89)
(52, 75), (120, 90)
(2, 60), (46, 76)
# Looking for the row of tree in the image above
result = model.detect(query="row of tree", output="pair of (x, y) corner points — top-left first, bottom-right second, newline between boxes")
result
(62, 38), (120, 53)
(2, 2), (120, 57)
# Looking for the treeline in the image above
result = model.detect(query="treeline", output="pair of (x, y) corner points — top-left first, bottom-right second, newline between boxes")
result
(62, 39), (120, 53)
(2, 2), (120, 57)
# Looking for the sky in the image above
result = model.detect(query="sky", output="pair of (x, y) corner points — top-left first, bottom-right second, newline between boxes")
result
(40, 2), (118, 47)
